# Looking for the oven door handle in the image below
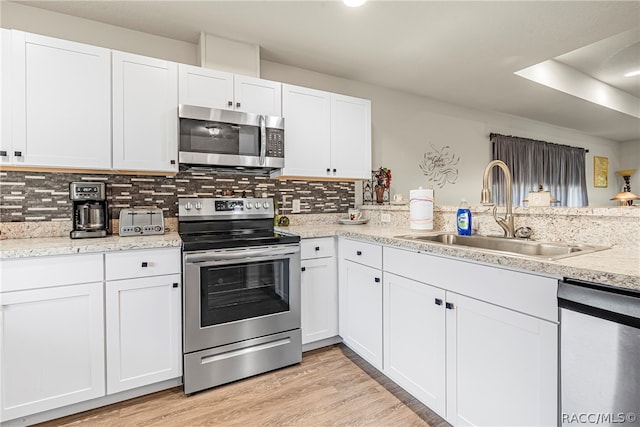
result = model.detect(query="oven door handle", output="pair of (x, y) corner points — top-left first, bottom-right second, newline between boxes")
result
(185, 246), (298, 264)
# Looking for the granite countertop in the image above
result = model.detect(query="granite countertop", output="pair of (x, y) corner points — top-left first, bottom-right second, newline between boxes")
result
(277, 224), (640, 292)
(0, 233), (182, 258)
(1, 225), (637, 292)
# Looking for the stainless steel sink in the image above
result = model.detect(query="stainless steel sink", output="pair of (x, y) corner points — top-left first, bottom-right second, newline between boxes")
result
(394, 233), (609, 260)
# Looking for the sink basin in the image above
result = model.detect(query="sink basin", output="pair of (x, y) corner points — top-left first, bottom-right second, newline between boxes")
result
(394, 233), (609, 260)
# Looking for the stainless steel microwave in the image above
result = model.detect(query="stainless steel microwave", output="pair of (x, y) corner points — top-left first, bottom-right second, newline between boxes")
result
(178, 105), (284, 173)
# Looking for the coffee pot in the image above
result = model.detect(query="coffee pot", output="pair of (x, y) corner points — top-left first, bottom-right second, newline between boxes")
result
(70, 182), (109, 239)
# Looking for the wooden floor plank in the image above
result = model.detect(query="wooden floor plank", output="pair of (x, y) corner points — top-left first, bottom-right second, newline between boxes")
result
(36, 344), (450, 427)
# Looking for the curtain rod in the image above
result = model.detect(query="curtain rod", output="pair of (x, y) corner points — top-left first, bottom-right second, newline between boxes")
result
(489, 133), (589, 153)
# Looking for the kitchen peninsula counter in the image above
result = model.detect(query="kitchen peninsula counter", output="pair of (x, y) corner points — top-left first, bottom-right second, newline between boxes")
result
(0, 232), (182, 259)
(277, 224), (640, 292)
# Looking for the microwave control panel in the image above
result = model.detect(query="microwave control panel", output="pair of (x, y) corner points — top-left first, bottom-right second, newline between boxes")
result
(265, 128), (284, 158)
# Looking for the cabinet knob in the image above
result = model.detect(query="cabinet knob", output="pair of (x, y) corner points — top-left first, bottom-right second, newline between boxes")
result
(236, 102), (241, 108)
(333, 168), (337, 173)
(445, 302), (454, 310)
(14, 151), (22, 157)
(315, 246), (320, 251)
(170, 160), (176, 165)
(0, 151), (6, 157)
(228, 101), (233, 107)
(374, 277), (381, 283)
(301, 267), (306, 272)
(172, 283), (179, 288)
(141, 262), (148, 268)
(326, 168), (331, 173)
(356, 251), (362, 256)
(435, 298), (443, 306)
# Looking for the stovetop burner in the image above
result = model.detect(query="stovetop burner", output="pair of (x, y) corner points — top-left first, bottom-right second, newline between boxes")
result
(178, 197), (300, 251)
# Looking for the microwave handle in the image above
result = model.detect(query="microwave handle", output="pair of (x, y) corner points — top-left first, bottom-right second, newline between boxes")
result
(259, 115), (267, 166)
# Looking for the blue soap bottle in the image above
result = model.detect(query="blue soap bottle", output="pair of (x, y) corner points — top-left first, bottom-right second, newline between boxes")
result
(456, 199), (472, 235)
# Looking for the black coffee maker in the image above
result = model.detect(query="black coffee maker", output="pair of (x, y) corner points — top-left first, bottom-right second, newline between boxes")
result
(70, 182), (109, 239)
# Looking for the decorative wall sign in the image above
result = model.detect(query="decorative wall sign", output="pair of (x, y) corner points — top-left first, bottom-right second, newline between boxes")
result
(593, 156), (608, 188)
(418, 143), (460, 188)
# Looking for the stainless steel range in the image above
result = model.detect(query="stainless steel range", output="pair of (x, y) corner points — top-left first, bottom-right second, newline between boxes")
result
(179, 197), (301, 394)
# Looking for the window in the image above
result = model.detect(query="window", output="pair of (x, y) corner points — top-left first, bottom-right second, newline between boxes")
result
(490, 133), (589, 207)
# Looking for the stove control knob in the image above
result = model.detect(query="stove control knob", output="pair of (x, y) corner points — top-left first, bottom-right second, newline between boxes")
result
(195, 202), (202, 210)
(263, 202), (269, 209)
(184, 202), (193, 211)
(246, 202), (252, 209)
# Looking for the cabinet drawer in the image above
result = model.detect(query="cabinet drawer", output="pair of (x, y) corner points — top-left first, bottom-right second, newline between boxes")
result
(0, 253), (103, 292)
(339, 238), (382, 269)
(105, 248), (180, 281)
(301, 238), (335, 260)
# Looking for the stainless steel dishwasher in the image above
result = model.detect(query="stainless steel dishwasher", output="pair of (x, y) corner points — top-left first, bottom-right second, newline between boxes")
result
(559, 278), (640, 426)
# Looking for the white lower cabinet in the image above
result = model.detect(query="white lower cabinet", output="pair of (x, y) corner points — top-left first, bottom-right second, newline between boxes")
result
(0, 248), (182, 423)
(0, 255), (105, 421)
(300, 238), (338, 346)
(445, 292), (557, 427)
(383, 272), (446, 416)
(105, 247), (182, 394)
(338, 238), (383, 370)
(105, 274), (182, 394)
(378, 244), (558, 426)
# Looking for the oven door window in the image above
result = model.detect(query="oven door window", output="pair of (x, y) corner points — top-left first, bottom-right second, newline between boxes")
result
(180, 119), (259, 156)
(200, 259), (290, 327)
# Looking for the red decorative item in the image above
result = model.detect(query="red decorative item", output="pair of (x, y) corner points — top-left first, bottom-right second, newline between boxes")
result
(374, 167), (391, 204)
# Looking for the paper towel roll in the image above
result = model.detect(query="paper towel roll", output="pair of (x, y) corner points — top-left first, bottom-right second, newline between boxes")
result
(410, 187), (434, 230)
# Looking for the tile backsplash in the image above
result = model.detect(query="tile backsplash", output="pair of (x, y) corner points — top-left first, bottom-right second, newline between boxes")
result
(0, 168), (355, 222)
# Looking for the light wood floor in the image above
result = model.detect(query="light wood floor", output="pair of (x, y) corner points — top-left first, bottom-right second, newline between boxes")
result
(37, 344), (450, 427)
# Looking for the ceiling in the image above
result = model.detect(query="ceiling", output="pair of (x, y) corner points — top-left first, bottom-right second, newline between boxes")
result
(13, 0), (640, 143)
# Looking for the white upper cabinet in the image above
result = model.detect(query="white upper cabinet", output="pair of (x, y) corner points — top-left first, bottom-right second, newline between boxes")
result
(178, 64), (282, 116)
(280, 84), (332, 178)
(178, 65), (234, 110)
(0, 29), (11, 165)
(112, 51), (178, 172)
(330, 94), (371, 179)
(233, 75), (282, 116)
(279, 84), (371, 180)
(11, 31), (111, 169)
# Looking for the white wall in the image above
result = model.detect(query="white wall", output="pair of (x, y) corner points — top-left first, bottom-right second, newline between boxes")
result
(0, 2), (198, 65)
(261, 60), (622, 207)
(620, 140), (640, 196)
(2, 1), (624, 206)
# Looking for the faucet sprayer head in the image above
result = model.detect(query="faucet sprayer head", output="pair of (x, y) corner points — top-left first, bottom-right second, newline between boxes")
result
(480, 188), (492, 205)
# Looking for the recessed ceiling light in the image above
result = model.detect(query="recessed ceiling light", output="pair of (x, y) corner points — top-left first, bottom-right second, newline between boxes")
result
(343, 0), (367, 7)
(624, 70), (640, 77)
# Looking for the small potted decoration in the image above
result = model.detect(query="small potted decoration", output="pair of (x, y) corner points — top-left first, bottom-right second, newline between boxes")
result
(374, 167), (392, 204)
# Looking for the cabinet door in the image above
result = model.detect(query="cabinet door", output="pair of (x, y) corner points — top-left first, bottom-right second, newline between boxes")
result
(383, 273), (446, 417)
(105, 274), (182, 394)
(301, 257), (338, 345)
(1, 29), (11, 165)
(178, 64), (234, 110)
(11, 31), (111, 169)
(445, 292), (557, 427)
(0, 283), (105, 421)
(339, 260), (383, 369)
(234, 75), (282, 116)
(112, 51), (178, 172)
(330, 94), (371, 179)
(280, 84), (331, 178)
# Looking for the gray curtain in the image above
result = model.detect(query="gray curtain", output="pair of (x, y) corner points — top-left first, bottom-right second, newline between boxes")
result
(490, 134), (589, 207)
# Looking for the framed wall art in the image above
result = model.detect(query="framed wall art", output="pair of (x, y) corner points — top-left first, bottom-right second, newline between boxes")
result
(593, 156), (608, 188)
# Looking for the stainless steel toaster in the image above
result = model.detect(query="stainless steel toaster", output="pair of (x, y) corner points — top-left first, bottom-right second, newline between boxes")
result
(118, 208), (165, 236)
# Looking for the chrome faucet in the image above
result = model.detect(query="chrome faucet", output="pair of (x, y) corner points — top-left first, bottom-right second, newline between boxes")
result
(481, 160), (515, 238)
